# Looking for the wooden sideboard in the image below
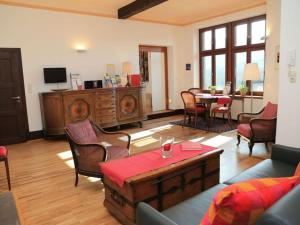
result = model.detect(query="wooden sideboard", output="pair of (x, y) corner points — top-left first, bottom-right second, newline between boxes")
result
(40, 87), (146, 136)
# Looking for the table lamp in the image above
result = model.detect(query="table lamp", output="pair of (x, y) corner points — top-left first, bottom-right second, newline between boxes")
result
(243, 63), (260, 113)
(122, 61), (132, 86)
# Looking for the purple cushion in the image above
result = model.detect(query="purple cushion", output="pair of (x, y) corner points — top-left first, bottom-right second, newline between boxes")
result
(261, 102), (278, 119)
(66, 120), (98, 144)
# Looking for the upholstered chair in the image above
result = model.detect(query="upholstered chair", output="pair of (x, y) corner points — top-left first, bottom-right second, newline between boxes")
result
(181, 91), (207, 127)
(237, 102), (277, 156)
(0, 146), (11, 190)
(211, 96), (233, 125)
(65, 120), (131, 186)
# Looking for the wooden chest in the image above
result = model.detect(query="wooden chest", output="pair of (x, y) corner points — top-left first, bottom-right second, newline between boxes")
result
(102, 149), (223, 225)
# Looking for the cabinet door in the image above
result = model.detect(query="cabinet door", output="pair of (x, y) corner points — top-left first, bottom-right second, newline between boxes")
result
(116, 88), (142, 122)
(63, 93), (94, 124)
(40, 93), (65, 135)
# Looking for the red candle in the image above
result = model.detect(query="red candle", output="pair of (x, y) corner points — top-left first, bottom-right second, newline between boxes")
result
(163, 143), (171, 151)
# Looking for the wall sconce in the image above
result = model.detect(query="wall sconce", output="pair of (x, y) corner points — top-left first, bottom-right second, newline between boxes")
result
(75, 44), (87, 53)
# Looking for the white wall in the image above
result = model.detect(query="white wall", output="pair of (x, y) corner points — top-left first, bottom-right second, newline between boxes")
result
(276, 0), (300, 147)
(263, 0), (281, 104)
(0, 5), (179, 131)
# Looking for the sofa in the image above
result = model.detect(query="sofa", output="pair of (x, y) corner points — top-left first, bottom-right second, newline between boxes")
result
(136, 144), (300, 225)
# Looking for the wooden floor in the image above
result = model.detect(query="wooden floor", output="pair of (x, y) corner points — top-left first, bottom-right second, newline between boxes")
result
(0, 115), (270, 225)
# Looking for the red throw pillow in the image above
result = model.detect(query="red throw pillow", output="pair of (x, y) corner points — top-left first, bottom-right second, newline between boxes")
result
(200, 176), (300, 225)
(295, 163), (300, 176)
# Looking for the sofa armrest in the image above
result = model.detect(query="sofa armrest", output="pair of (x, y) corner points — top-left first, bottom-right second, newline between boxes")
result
(271, 144), (300, 166)
(256, 185), (300, 225)
(136, 203), (178, 225)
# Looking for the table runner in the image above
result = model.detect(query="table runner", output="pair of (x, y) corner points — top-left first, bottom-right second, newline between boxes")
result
(100, 141), (217, 187)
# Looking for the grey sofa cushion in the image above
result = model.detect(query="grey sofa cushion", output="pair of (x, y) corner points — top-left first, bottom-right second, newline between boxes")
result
(162, 184), (227, 225)
(224, 159), (296, 185)
(0, 192), (21, 225)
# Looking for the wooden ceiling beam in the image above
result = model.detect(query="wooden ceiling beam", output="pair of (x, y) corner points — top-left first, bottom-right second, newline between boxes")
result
(118, 0), (168, 19)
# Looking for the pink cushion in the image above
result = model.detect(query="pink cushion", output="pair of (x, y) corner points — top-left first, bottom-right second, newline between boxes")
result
(237, 124), (252, 138)
(212, 106), (229, 113)
(66, 120), (98, 144)
(186, 106), (207, 113)
(261, 102), (278, 119)
(0, 146), (7, 158)
(217, 96), (231, 105)
(106, 146), (129, 161)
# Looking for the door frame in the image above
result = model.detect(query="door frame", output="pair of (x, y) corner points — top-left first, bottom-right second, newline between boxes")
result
(139, 45), (169, 110)
(0, 48), (29, 143)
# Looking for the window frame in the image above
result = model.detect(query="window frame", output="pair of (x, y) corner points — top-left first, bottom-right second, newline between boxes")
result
(199, 15), (266, 96)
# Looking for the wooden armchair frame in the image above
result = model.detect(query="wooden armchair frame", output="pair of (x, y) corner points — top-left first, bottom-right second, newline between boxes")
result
(237, 108), (277, 155)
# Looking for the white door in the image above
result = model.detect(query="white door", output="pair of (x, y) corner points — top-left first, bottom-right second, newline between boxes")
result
(149, 52), (166, 111)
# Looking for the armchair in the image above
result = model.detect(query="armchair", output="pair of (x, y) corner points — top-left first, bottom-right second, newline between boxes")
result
(65, 119), (131, 186)
(237, 102), (277, 156)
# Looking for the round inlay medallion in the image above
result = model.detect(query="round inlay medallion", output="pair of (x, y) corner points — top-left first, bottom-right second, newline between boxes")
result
(120, 95), (137, 115)
(68, 99), (90, 121)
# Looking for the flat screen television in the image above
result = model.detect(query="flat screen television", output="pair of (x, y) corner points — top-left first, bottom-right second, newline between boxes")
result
(43, 67), (67, 83)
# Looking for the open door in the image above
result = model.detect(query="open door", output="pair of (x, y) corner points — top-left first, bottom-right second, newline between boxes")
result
(139, 45), (168, 114)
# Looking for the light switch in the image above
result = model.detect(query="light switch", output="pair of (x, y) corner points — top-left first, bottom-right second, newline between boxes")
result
(28, 83), (32, 94)
(288, 50), (296, 66)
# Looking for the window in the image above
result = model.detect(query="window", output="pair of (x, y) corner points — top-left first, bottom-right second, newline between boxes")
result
(199, 15), (266, 95)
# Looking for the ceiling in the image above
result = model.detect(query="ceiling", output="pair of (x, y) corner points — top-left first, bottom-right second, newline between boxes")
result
(0, 0), (266, 26)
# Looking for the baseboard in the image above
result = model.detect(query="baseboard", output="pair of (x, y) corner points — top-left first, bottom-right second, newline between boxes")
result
(147, 109), (184, 120)
(27, 130), (44, 140)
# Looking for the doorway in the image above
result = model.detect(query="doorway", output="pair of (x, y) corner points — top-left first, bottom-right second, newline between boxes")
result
(0, 48), (29, 145)
(139, 45), (169, 114)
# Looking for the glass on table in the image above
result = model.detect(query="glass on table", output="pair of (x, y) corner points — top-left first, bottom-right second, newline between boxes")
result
(160, 136), (174, 158)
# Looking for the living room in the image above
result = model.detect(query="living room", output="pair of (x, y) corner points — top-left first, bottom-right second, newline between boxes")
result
(0, 0), (299, 225)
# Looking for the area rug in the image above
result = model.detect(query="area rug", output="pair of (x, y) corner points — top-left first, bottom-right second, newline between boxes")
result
(170, 118), (237, 133)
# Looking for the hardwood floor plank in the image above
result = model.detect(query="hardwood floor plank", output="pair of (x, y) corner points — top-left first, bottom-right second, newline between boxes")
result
(0, 115), (269, 224)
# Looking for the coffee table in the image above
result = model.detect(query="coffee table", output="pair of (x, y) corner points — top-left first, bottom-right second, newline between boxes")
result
(101, 146), (223, 225)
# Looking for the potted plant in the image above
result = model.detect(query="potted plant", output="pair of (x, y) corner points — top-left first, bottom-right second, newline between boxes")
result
(208, 85), (217, 95)
(239, 85), (248, 96)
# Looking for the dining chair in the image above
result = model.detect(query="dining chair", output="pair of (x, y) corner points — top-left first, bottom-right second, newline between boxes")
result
(181, 91), (207, 127)
(211, 96), (233, 126)
(65, 119), (131, 186)
(188, 88), (205, 107)
(0, 146), (11, 190)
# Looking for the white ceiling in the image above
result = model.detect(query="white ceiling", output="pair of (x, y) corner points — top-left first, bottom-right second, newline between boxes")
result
(0, 0), (266, 25)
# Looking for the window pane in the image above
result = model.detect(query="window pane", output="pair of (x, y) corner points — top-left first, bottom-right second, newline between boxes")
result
(202, 30), (212, 51)
(235, 24), (247, 46)
(251, 50), (265, 92)
(202, 56), (212, 89)
(215, 27), (226, 49)
(215, 54), (226, 90)
(234, 52), (247, 91)
(251, 20), (266, 44)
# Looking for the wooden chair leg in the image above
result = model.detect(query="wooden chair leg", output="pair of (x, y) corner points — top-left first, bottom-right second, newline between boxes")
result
(75, 171), (79, 187)
(237, 134), (241, 146)
(5, 158), (11, 190)
(228, 112), (232, 126)
(183, 111), (187, 126)
(248, 142), (254, 156)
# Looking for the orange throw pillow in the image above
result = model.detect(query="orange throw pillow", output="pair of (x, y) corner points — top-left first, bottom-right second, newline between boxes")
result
(200, 177), (300, 225)
(295, 163), (300, 176)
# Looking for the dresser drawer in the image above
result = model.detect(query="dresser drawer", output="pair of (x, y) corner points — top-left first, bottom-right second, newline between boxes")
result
(100, 108), (116, 116)
(96, 94), (115, 102)
(96, 115), (116, 124)
(95, 101), (116, 109)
